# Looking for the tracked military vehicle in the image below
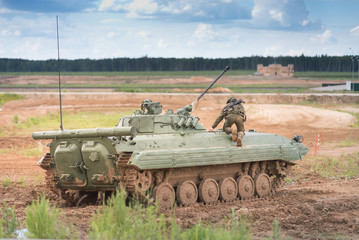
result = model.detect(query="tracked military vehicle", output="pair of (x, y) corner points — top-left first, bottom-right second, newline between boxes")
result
(33, 67), (308, 208)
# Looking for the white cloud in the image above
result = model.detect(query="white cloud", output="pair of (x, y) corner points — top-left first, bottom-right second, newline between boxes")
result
(13, 39), (40, 55)
(287, 48), (310, 56)
(302, 19), (309, 26)
(98, 0), (115, 11)
(188, 23), (216, 46)
(250, 0), (320, 30)
(350, 25), (359, 34)
(107, 31), (116, 38)
(126, 0), (158, 18)
(350, 25), (359, 32)
(1, 29), (21, 37)
(137, 30), (150, 39)
(97, 0), (251, 22)
(157, 39), (168, 48)
(310, 30), (337, 44)
(0, 7), (12, 13)
(264, 45), (282, 56)
(195, 24), (214, 39)
(269, 10), (283, 23)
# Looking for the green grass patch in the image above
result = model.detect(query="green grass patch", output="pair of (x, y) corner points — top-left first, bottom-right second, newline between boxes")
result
(0, 70), (255, 77)
(17, 176), (27, 187)
(90, 190), (254, 240)
(0, 202), (18, 239)
(294, 71), (353, 79)
(337, 134), (357, 147)
(8, 110), (133, 136)
(0, 93), (23, 106)
(1, 177), (12, 187)
(309, 152), (359, 179)
(352, 112), (359, 128)
(0, 70), (352, 78)
(0, 144), (43, 157)
(0, 190), (289, 239)
(89, 191), (179, 240)
(26, 195), (77, 239)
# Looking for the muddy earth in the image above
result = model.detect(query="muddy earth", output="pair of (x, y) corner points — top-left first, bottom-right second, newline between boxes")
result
(1, 92), (359, 239)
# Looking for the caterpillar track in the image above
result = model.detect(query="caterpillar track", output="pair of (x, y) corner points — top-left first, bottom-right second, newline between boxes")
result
(41, 152), (293, 208)
(120, 160), (293, 208)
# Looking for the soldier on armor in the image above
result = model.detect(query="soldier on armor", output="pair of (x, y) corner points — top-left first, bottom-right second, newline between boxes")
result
(209, 96), (246, 147)
(141, 99), (153, 114)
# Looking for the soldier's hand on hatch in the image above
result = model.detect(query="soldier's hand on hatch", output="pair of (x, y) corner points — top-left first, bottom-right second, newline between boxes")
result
(208, 128), (214, 132)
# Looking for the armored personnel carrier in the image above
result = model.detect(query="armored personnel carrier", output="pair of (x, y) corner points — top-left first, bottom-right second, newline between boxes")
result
(33, 68), (308, 208)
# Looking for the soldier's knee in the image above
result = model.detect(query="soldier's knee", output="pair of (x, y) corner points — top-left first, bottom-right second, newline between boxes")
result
(224, 127), (232, 134)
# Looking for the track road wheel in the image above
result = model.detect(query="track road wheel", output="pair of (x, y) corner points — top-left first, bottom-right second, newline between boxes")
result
(153, 182), (175, 209)
(254, 173), (271, 197)
(136, 170), (152, 192)
(199, 178), (219, 204)
(237, 175), (254, 200)
(219, 177), (238, 202)
(176, 181), (198, 206)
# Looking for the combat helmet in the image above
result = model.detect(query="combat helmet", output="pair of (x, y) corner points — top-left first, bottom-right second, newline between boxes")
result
(226, 97), (236, 104)
(141, 99), (153, 113)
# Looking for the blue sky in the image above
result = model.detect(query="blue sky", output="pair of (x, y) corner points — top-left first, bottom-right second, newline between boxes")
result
(0, 0), (358, 60)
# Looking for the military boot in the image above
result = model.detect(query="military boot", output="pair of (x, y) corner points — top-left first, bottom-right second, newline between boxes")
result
(231, 129), (237, 142)
(237, 131), (244, 147)
(237, 138), (242, 147)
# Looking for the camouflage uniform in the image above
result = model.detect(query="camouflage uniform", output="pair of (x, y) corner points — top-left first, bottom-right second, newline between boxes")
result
(211, 97), (246, 145)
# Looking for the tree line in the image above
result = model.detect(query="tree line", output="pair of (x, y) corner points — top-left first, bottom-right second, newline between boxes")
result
(0, 55), (357, 72)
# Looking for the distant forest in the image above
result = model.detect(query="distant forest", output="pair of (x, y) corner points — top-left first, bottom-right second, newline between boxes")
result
(0, 55), (357, 72)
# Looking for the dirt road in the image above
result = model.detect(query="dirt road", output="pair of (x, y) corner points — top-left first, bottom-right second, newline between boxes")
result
(1, 92), (359, 239)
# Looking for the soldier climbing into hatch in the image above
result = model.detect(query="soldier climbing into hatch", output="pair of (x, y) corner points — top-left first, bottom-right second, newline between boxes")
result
(140, 99), (162, 115)
(209, 97), (246, 147)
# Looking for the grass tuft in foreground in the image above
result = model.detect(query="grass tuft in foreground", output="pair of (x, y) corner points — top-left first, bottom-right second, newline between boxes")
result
(90, 191), (253, 240)
(0, 202), (18, 239)
(0, 191), (287, 239)
(26, 195), (77, 239)
(309, 152), (359, 179)
(89, 191), (180, 240)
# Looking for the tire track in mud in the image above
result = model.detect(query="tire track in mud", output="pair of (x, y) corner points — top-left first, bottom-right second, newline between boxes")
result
(175, 178), (359, 239)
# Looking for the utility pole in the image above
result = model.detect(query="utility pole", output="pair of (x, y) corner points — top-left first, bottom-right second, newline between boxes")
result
(357, 56), (359, 82)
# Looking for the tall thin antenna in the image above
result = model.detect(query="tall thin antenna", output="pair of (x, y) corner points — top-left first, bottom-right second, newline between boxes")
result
(56, 16), (64, 131)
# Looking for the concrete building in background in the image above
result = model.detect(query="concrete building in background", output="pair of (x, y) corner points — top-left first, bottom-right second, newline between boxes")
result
(257, 64), (294, 76)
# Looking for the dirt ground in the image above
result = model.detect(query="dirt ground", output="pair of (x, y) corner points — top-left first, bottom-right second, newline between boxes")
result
(1, 92), (359, 239)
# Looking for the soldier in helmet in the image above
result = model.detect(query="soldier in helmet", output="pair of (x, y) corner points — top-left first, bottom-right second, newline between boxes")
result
(140, 99), (162, 115)
(209, 96), (246, 147)
(141, 99), (153, 114)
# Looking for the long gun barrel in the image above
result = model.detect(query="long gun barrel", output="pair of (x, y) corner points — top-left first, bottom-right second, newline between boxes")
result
(197, 66), (230, 101)
(32, 126), (137, 140)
